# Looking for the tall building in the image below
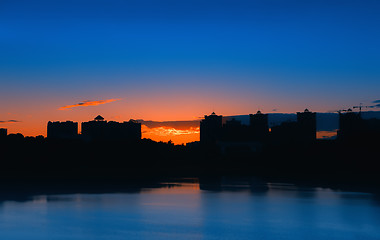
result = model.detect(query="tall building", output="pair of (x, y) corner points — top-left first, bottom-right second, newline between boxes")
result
(47, 121), (78, 139)
(81, 115), (141, 141)
(123, 119), (142, 140)
(249, 111), (269, 141)
(270, 121), (300, 142)
(107, 120), (141, 141)
(337, 109), (364, 140)
(222, 118), (247, 141)
(296, 109), (316, 142)
(81, 115), (108, 140)
(0, 128), (7, 138)
(200, 112), (223, 144)
(271, 109), (316, 143)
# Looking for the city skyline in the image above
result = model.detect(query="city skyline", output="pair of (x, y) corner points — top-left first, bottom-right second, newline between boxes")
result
(2, 108), (380, 144)
(1, 1), (380, 239)
(1, 0), (380, 144)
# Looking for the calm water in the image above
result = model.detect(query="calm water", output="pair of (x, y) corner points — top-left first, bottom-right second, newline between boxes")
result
(1, 179), (380, 240)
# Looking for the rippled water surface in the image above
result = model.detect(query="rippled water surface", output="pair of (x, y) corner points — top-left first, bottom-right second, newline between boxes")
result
(0, 179), (380, 240)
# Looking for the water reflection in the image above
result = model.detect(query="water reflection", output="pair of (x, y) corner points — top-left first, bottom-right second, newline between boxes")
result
(0, 178), (380, 240)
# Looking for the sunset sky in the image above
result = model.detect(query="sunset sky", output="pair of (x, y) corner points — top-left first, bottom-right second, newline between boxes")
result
(1, 0), (379, 144)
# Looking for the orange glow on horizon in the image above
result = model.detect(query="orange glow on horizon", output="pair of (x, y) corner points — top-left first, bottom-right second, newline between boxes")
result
(142, 125), (200, 145)
(1, 95), (351, 145)
(317, 130), (337, 139)
(1, 89), (324, 141)
(143, 182), (200, 195)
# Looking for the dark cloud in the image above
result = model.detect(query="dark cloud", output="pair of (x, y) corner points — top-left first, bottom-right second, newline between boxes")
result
(366, 103), (380, 108)
(372, 100), (380, 103)
(59, 99), (121, 110)
(0, 120), (21, 124)
(140, 120), (200, 130)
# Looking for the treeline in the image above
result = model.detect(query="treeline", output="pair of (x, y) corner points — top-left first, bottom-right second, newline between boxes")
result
(0, 135), (379, 187)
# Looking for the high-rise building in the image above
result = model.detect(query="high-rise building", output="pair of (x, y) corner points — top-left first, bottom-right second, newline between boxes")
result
(337, 109), (364, 140)
(107, 120), (141, 141)
(81, 115), (108, 140)
(200, 112), (223, 144)
(271, 109), (316, 143)
(249, 111), (269, 141)
(122, 119), (142, 140)
(0, 128), (7, 138)
(47, 121), (78, 139)
(270, 121), (300, 142)
(296, 109), (316, 142)
(222, 118), (246, 141)
(81, 115), (141, 141)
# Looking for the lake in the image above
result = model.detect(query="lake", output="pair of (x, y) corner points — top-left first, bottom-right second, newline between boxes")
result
(0, 178), (379, 240)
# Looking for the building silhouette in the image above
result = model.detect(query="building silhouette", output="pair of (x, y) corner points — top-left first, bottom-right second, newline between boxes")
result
(270, 121), (300, 142)
(0, 128), (7, 141)
(222, 118), (249, 141)
(201, 109), (316, 144)
(249, 111), (269, 141)
(365, 118), (380, 133)
(81, 115), (141, 141)
(337, 109), (363, 140)
(270, 109), (316, 143)
(337, 109), (380, 141)
(81, 115), (108, 140)
(0, 128), (8, 138)
(220, 118), (263, 153)
(200, 112), (266, 153)
(297, 109), (317, 142)
(47, 121), (78, 139)
(200, 112), (223, 144)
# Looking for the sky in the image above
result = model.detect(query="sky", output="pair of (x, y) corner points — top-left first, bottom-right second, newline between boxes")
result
(0, 0), (380, 143)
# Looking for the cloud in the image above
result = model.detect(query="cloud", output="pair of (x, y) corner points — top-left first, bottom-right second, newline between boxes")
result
(59, 99), (121, 110)
(141, 120), (200, 130)
(365, 103), (380, 108)
(373, 100), (380, 103)
(0, 120), (20, 124)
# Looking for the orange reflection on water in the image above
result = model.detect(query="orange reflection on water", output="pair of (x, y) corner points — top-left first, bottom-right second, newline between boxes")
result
(142, 182), (200, 195)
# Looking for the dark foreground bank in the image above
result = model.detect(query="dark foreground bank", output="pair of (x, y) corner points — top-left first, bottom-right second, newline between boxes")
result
(0, 136), (379, 192)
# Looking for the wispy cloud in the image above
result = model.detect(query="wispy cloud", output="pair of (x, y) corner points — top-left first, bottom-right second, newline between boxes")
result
(0, 120), (20, 124)
(365, 103), (380, 108)
(141, 120), (200, 130)
(59, 99), (121, 110)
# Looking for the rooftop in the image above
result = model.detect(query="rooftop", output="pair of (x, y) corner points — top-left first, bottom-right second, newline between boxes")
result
(94, 115), (105, 121)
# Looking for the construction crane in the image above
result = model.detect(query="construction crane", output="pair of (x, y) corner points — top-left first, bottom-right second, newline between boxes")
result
(353, 103), (371, 113)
